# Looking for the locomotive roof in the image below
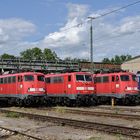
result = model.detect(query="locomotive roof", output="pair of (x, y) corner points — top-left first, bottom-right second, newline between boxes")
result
(45, 71), (92, 76)
(93, 71), (135, 76)
(0, 72), (44, 77)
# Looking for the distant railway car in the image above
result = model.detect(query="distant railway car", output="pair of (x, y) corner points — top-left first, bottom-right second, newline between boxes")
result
(93, 72), (139, 105)
(0, 72), (46, 106)
(45, 72), (96, 106)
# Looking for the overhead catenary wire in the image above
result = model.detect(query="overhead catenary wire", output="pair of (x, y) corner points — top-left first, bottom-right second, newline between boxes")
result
(1, 0), (140, 55)
(44, 0), (140, 38)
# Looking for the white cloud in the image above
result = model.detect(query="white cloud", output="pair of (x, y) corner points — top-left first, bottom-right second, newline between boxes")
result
(0, 18), (36, 55)
(0, 4), (140, 62)
(39, 4), (140, 61)
(67, 3), (89, 20)
(39, 3), (89, 59)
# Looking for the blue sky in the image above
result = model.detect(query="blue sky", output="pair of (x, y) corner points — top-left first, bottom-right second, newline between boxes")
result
(0, 0), (140, 61)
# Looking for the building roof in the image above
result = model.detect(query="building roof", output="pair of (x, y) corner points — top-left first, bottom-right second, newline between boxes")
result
(123, 55), (140, 63)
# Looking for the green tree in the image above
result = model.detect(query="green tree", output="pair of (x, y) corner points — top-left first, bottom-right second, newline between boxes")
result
(114, 55), (121, 64)
(20, 48), (33, 59)
(102, 55), (132, 64)
(20, 47), (59, 61)
(32, 47), (43, 60)
(0, 53), (16, 59)
(102, 58), (111, 63)
(20, 47), (43, 60)
(43, 48), (59, 61)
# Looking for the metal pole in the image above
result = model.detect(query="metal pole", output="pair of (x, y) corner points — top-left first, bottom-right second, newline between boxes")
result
(88, 17), (95, 72)
(90, 19), (93, 72)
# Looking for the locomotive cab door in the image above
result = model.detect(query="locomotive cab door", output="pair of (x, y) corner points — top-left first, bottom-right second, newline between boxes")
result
(115, 75), (120, 94)
(17, 75), (23, 94)
(111, 75), (116, 93)
(65, 75), (72, 95)
(111, 75), (120, 94)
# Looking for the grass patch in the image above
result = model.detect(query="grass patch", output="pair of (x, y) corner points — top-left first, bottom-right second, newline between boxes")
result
(55, 106), (66, 113)
(116, 134), (124, 140)
(88, 137), (101, 140)
(5, 112), (21, 118)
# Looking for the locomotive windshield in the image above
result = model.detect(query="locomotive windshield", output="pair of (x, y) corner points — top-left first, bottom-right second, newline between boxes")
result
(120, 75), (129, 81)
(85, 75), (92, 81)
(132, 75), (137, 81)
(37, 75), (44, 81)
(24, 75), (34, 81)
(76, 75), (92, 81)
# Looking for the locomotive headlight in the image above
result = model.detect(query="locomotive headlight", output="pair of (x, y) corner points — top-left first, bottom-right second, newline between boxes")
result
(126, 87), (132, 90)
(88, 87), (94, 90)
(76, 87), (84, 90)
(39, 88), (45, 92)
(134, 87), (138, 90)
(28, 88), (36, 92)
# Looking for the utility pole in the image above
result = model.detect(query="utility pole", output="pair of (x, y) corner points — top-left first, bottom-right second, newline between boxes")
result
(88, 17), (95, 72)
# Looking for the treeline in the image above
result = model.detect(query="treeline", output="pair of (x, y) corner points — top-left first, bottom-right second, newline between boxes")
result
(0, 47), (89, 62)
(0, 47), (132, 64)
(0, 47), (59, 61)
(102, 55), (132, 64)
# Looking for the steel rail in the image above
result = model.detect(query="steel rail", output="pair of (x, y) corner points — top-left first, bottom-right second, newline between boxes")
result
(51, 107), (140, 120)
(0, 108), (140, 139)
(0, 125), (43, 140)
(37, 107), (140, 121)
(94, 106), (140, 113)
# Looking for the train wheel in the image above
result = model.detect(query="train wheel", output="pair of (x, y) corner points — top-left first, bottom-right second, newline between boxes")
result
(8, 98), (15, 106)
(90, 97), (97, 106)
(16, 99), (23, 107)
(24, 98), (31, 106)
(124, 98), (130, 105)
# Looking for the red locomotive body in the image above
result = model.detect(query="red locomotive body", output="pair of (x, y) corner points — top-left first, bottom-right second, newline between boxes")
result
(0, 72), (46, 106)
(93, 72), (139, 104)
(45, 72), (96, 106)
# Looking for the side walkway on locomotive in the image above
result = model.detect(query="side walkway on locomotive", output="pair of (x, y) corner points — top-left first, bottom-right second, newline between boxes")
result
(93, 71), (140, 105)
(45, 72), (96, 106)
(0, 72), (46, 106)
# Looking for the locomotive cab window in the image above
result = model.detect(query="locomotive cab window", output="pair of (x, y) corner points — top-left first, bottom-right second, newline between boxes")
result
(132, 75), (137, 81)
(76, 75), (84, 81)
(68, 75), (71, 82)
(24, 75), (34, 81)
(18, 76), (23, 82)
(45, 78), (50, 83)
(85, 75), (92, 81)
(112, 76), (115, 82)
(120, 75), (129, 81)
(37, 75), (44, 81)
(116, 76), (119, 81)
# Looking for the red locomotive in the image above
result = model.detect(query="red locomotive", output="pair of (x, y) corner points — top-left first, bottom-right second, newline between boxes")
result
(0, 72), (46, 106)
(45, 72), (96, 106)
(93, 71), (139, 105)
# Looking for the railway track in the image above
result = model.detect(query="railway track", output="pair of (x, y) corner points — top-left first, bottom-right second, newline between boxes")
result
(39, 107), (140, 121)
(0, 108), (140, 139)
(95, 106), (140, 113)
(0, 125), (43, 140)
